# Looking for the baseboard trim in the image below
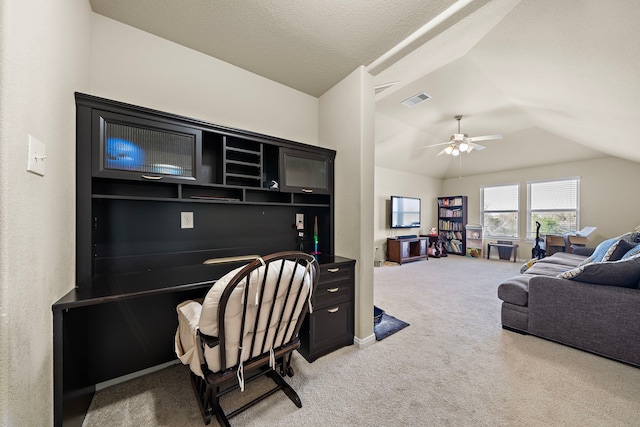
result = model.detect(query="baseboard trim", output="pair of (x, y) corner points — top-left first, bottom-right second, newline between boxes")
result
(354, 333), (376, 349)
(95, 359), (181, 391)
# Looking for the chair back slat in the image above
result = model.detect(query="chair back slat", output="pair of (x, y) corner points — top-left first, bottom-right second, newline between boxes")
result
(271, 262), (298, 349)
(257, 261), (282, 354)
(286, 264), (308, 341)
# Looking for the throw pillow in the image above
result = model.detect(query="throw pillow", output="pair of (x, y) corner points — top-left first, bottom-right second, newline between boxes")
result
(606, 239), (640, 262)
(557, 253), (640, 288)
(621, 244), (640, 260)
(579, 237), (619, 266)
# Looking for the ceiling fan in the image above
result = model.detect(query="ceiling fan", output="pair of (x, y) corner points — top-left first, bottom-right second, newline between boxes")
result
(425, 115), (503, 156)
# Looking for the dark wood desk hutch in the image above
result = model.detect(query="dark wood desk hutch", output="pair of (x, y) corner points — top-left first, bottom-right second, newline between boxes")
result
(52, 93), (355, 427)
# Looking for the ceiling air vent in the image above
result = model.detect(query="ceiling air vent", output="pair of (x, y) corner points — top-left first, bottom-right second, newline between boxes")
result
(374, 81), (399, 95)
(401, 92), (431, 107)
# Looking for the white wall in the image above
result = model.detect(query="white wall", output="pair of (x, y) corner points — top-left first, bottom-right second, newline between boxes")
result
(320, 66), (375, 343)
(91, 14), (318, 146)
(374, 167), (441, 260)
(0, 0), (92, 425)
(441, 157), (640, 258)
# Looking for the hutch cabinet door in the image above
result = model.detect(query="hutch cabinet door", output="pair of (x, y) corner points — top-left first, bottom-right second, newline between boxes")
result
(91, 109), (202, 183)
(279, 148), (333, 194)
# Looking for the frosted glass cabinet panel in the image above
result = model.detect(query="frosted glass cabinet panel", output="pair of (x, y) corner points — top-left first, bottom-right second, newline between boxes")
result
(279, 148), (332, 194)
(92, 110), (201, 182)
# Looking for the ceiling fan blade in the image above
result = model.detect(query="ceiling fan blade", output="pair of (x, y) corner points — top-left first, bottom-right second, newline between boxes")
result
(466, 134), (503, 142)
(468, 142), (486, 151)
(436, 147), (450, 156)
(423, 141), (451, 149)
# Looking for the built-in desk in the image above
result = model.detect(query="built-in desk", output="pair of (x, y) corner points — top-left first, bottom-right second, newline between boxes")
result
(59, 94), (345, 427)
(52, 254), (349, 427)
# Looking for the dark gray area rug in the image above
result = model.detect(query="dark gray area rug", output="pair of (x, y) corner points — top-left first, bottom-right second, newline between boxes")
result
(374, 312), (409, 341)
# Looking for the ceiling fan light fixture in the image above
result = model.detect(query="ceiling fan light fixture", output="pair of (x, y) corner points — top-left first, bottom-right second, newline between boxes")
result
(445, 145), (454, 155)
(452, 148), (460, 156)
(459, 142), (469, 152)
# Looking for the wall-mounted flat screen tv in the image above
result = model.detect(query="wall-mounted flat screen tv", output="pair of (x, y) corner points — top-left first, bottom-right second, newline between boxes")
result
(390, 196), (421, 228)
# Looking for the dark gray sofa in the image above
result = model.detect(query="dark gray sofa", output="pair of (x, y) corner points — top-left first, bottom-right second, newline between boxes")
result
(498, 240), (640, 368)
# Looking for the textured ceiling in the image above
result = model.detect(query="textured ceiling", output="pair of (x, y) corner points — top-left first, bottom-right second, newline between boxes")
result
(89, 0), (640, 179)
(89, 0), (467, 97)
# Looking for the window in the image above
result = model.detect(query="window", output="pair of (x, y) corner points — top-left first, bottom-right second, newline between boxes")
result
(528, 178), (579, 238)
(481, 184), (519, 238)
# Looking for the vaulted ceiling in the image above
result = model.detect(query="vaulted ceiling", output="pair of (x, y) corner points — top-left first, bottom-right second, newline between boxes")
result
(89, 0), (640, 179)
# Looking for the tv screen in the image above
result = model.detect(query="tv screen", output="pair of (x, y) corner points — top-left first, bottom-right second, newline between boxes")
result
(390, 196), (421, 228)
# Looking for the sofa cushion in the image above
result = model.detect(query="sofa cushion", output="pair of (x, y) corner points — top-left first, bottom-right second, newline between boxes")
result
(521, 252), (591, 274)
(498, 275), (531, 306)
(557, 253), (640, 288)
(539, 252), (587, 266)
(525, 261), (576, 276)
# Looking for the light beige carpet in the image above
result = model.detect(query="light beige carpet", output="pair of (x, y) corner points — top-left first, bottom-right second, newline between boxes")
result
(83, 256), (640, 426)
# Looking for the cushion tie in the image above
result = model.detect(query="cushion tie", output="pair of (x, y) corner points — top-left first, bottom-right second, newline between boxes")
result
(255, 257), (267, 306)
(305, 260), (314, 314)
(236, 346), (245, 392)
(269, 347), (276, 369)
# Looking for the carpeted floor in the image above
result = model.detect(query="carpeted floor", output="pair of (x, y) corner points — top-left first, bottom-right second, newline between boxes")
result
(83, 255), (640, 426)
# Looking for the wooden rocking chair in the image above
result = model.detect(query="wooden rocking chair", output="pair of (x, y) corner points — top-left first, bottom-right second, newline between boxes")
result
(175, 251), (319, 425)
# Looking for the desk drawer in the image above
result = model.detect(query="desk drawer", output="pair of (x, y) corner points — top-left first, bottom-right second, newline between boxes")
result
(318, 263), (353, 285)
(306, 300), (354, 355)
(313, 281), (351, 308)
(298, 257), (355, 362)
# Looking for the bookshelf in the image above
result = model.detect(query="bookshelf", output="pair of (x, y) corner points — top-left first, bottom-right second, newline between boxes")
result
(437, 196), (468, 255)
(465, 224), (483, 257)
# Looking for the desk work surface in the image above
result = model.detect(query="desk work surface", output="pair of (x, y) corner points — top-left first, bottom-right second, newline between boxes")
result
(53, 253), (345, 310)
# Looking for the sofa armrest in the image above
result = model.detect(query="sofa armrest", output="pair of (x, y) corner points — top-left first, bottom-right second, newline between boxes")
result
(528, 276), (640, 366)
(570, 246), (594, 256)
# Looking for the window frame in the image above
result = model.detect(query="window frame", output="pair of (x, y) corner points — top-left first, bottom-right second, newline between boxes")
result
(526, 177), (580, 239)
(481, 183), (520, 239)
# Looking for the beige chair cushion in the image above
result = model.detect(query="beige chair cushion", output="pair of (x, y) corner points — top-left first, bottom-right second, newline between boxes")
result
(175, 300), (205, 377)
(176, 259), (312, 377)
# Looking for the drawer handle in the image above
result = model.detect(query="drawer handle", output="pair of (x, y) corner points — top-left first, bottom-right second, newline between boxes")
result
(327, 307), (339, 313)
(301, 188), (314, 193)
(327, 268), (340, 273)
(141, 175), (163, 180)
(327, 287), (339, 293)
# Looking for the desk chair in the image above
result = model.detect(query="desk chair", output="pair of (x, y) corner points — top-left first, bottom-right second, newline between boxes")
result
(175, 251), (319, 425)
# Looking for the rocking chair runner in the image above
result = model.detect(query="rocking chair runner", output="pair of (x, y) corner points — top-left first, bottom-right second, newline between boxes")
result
(175, 251), (319, 426)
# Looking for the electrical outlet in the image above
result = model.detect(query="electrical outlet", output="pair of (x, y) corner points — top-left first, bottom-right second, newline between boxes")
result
(181, 212), (194, 229)
(296, 213), (304, 230)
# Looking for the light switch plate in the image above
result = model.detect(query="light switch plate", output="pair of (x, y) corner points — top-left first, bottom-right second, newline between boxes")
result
(181, 212), (194, 229)
(27, 135), (46, 176)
